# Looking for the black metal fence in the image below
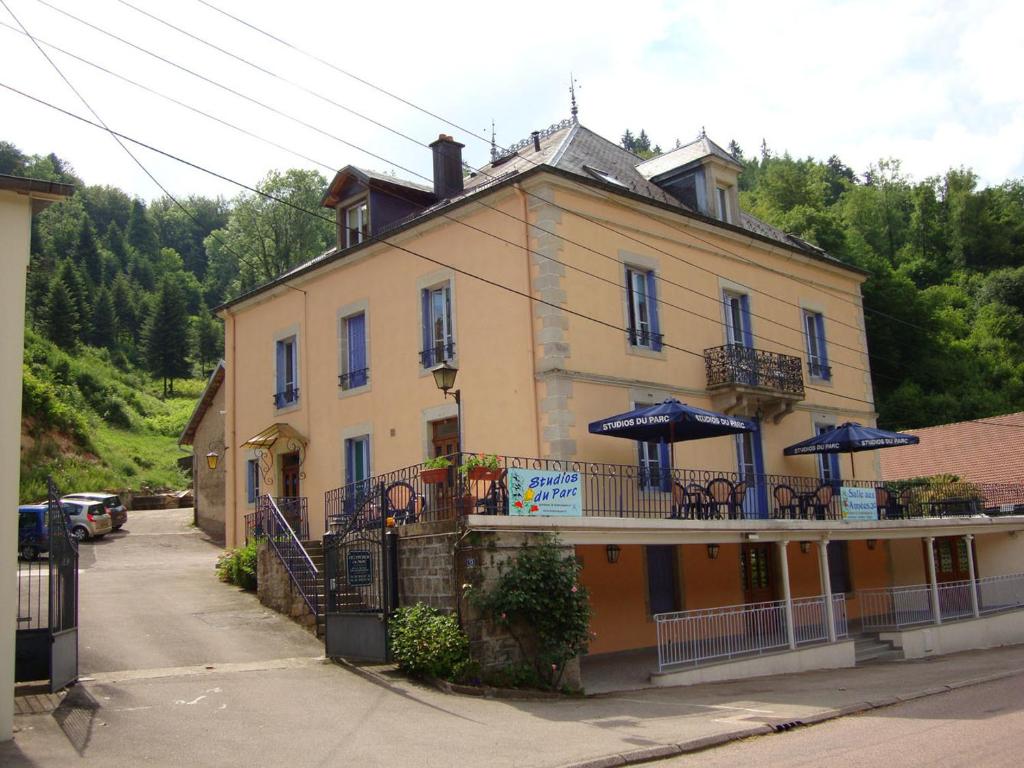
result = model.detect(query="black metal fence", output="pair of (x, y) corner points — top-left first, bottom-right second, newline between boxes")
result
(704, 344), (805, 396)
(255, 495), (319, 617)
(324, 452), (1024, 529)
(245, 496), (308, 543)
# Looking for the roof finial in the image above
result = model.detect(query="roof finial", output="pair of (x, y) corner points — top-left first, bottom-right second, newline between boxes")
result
(489, 118), (498, 162)
(569, 74), (580, 124)
(699, 125), (706, 139)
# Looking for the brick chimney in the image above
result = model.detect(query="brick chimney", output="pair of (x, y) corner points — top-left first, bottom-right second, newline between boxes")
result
(430, 134), (465, 199)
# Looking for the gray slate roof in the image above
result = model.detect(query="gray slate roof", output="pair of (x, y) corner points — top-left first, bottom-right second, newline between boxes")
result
(635, 135), (743, 180)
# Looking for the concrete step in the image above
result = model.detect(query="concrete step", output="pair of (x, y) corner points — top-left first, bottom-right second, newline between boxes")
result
(853, 634), (901, 664)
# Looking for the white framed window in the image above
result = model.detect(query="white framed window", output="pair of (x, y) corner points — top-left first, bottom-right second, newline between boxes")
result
(420, 282), (454, 368)
(716, 186), (731, 223)
(345, 200), (369, 247)
(723, 291), (749, 347)
(815, 422), (841, 483)
(803, 310), (831, 380)
(246, 459), (260, 504)
(275, 335), (299, 408)
(625, 267), (661, 349)
(339, 312), (368, 390)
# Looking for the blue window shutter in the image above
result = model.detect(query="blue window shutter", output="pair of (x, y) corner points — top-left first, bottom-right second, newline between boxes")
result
(275, 340), (285, 397)
(344, 439), (354, 486)
(246, 461), (255, 503)
(420, 289), (431, 367)
(829, 452), (841, 484)
(658, 442), (671, 492)
(348, 314), (366, 386)
(740, 295), (754, 348)
(625, 269), (637, 345)
(815, 314), (830, 380)
(646, 271), (662, 351)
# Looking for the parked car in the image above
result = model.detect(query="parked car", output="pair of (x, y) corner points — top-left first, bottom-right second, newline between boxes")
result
(63, 492), (127, 530)
(58, 498), (112, 541)
(17, 505), (50, 560)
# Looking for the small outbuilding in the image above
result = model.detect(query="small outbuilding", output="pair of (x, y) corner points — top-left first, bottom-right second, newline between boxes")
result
(179, 361), (226, 543)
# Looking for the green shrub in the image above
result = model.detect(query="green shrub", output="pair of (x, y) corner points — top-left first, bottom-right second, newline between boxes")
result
(216, 540), (259, 591)
(469, 535), (591, 690)
(389, 603), (471, 680)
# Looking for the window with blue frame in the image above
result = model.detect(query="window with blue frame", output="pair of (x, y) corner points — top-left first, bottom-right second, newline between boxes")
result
(343, 435), (371, 514)
(340, 312), (368, 390)
(420, 283), (454, 368)
(804, 310), (831, 380)
(638, 439), (671, 491)
(625, 267), (662, 350)
(245, 459), (260, 504)
(275, 336), (299, 408)
(815, 423), (841, 484)
(723, 291), (752, 347)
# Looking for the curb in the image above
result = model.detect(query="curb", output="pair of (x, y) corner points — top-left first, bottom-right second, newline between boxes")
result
(556, 666), (1024, 768)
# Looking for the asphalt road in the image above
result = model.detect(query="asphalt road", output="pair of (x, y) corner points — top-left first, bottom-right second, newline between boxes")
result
(675, 672), (1024, 768)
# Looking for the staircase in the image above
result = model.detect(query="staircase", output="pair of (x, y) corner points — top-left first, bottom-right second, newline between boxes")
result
(854, 633), (903, 664)
(301, 539), (327, 637)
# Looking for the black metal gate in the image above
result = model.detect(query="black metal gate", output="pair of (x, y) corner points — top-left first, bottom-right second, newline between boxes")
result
(323, 481), (397, 662)
(15, 479), (79, 691)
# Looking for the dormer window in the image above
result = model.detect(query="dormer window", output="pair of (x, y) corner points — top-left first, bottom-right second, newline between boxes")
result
(716, 186), (732, 223)
(584, 165), (627, 188)
(345, 200), (369, 247)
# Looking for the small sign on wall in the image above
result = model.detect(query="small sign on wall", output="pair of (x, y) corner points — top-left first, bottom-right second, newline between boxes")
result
(346, 549), (373, 586)
(508, 468), (582, 517)
(840, 487), (878, 520)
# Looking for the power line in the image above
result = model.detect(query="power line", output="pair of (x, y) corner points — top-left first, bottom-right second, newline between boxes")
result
(1, 80), (882, 412)
(49, 0), (901, 350)
(0, 19), (892, 386)
(17, 4), (890, 379)
(187, 0), (936, 338)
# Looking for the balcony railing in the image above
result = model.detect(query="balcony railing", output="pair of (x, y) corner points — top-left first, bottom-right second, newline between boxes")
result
(273, 386), (300, 408)
(419, 341), (455, 369)
(339, 368), (369, 390)
(654, 594), (848, 671)
(704, 344), (804, 398)
(858, 572), (1024, 630)
(323, 452), (1024, 530)
(808, 359), (832, 380)
(245, 496), (308, 542)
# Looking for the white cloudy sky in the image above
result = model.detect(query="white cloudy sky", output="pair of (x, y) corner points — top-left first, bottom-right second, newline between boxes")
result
(1, 0), (1022, 200)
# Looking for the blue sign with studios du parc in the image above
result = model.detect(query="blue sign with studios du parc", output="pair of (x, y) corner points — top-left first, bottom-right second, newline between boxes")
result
(346, 550), (373, 587)
(508, 468), (583, 517)
(840, 487), (878, 521)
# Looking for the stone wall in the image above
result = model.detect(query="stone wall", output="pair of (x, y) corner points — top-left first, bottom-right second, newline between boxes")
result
(396, 521), (458, 612)
(257, 543), (316, 633)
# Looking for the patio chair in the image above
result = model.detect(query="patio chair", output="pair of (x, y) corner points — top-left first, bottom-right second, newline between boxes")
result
(731, 481), (749, 519)
(683, 482), (707, 519)
(705, 478), (735, 519)
(773, 484), (801, 519)
(670, 482), (686, 519)
(807, 483), (835, 520)
(474, 469), (508, 515)
(875, 487), (902, 519)
(384, 481), (424, 524)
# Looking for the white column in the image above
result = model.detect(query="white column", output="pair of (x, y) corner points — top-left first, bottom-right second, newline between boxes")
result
(817, 540), (836, 643)
(777, 540), (796, 650)
(965, 534), (980, 618)
(925, 536), (942, 625)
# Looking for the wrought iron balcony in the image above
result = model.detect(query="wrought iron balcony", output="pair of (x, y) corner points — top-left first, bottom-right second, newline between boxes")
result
(419, 341), (455, 369)
(339, 368), (369, 390)
(274, 387), (300, 408)
(704, 344), (805, 399)
(808, 359), (832, 380)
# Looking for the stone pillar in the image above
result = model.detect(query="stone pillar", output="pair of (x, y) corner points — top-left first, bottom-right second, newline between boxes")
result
(965, 534), (980, 618)
(925, 536), (941, 625)
(777, 540), (796, 650)
(817, 540), (836, 643)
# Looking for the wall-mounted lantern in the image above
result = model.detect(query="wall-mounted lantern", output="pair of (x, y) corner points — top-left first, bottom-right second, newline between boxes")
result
(706, 543), (720, 560)
(606, 544), (621, 564)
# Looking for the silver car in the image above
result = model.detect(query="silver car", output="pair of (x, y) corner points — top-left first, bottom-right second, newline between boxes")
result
(60, 499), (113, 541)
(63, 492), (128, 530)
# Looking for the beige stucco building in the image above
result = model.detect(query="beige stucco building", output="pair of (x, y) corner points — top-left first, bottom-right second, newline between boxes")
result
(1, 174), (73, 741)
(179, 361), (227, 544)
(216, 122), (1024, 682)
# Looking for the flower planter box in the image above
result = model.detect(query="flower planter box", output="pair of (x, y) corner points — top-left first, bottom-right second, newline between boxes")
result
(466, 467), (502, 482)
(420, 468), (449, 484)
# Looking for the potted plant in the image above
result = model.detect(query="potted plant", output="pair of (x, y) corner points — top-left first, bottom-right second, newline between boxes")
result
(459, 453), (502, 482)
(420, 456), (452, 484)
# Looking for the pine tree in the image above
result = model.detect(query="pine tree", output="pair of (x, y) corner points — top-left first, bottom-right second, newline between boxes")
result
(55, 260), (91, 343)
(192, 302), (223, 378)
(126, 199), (159, 257)
(105, 221), (128, 268)
(142, 276), (191, 396)
(88, 285), (117, 348)
(75, 219), (103, 285)
(109, 273), (137, 346)
(41, 275), (80, 348)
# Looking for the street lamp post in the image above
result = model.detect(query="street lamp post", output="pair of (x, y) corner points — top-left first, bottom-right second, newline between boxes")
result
(431, 362), (462, 455)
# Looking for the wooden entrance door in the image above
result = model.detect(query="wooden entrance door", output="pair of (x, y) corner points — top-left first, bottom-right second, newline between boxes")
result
(931, 537), (974, 583)
(741, 544), (775, 603)
(281, 452), (301, 499)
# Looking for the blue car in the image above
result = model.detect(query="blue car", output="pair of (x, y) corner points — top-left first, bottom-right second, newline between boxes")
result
(18, 505), (50, 561)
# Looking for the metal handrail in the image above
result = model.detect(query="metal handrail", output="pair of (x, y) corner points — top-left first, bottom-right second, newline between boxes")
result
(858, 572), (1024, 629)
(257, 495), (319, 617)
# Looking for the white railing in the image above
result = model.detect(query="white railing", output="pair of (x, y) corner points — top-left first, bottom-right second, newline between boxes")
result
(655, 594), (848, 672)
(858, 572), (1024, 630)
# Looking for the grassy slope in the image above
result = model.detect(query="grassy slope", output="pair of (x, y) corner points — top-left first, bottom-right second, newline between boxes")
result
(20, 329), (203, 502)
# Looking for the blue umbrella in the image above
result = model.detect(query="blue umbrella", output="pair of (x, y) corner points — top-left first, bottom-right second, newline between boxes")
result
(783, 422), (919, 477)
(588, 399), (755, 469)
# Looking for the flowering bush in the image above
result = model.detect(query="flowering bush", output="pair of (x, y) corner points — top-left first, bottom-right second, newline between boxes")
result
(423, 455), (453, 470)
(216, 540), (258, 591)
(469, 536), (591, 689)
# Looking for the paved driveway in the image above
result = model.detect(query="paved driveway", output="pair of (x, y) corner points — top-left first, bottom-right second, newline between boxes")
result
(6, 508), (1024, 767)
